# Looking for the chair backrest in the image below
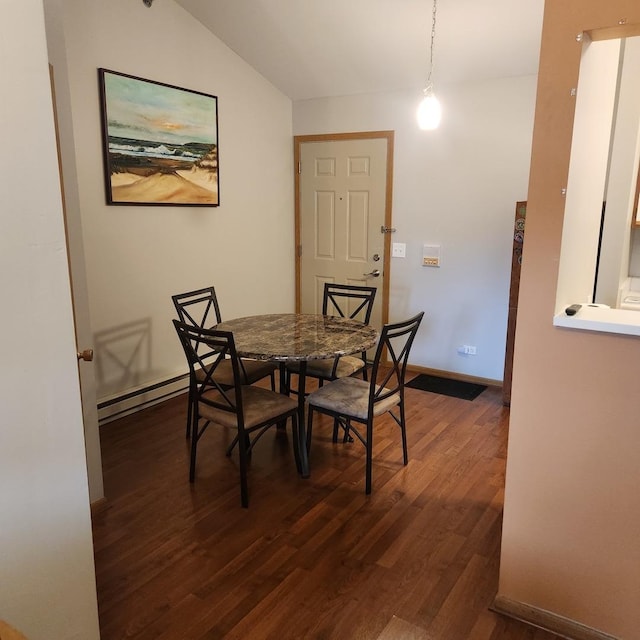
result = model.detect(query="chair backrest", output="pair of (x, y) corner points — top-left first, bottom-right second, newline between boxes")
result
(172, 319), (244, 421)
(322, 283), (377, 325)
(368, 312), (424, 410)
(172, 286), (222, 328)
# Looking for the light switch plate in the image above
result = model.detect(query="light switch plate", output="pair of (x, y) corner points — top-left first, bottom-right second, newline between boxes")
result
(392, 242), (406, 258)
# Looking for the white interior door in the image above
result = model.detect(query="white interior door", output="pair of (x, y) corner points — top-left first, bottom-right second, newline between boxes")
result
(50, 65), (104, 504)
(298, 136), (391, 332)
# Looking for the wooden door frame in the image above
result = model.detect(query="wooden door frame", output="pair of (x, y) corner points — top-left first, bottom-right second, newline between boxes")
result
(294, 130), (394, 329)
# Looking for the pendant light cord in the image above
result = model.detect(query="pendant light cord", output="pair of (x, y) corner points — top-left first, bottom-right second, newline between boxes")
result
(426, 0), (438, 91)
(417, 0), (442, 129)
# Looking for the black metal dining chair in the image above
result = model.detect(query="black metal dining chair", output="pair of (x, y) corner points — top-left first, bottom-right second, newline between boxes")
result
(284, 283), (377, 395)
(173, 320), (300, 508)
(305, 312), (424, 494)
(172, 286), (278, 438)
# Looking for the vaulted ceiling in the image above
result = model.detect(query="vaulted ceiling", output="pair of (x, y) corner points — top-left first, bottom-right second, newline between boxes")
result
(174, 0), (545, 101)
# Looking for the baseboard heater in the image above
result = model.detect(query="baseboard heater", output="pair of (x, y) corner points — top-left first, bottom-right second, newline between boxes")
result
(97, 373), (188, 425)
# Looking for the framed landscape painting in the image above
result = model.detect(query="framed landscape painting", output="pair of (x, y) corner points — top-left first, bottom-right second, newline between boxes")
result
(98, 68), (219, 206)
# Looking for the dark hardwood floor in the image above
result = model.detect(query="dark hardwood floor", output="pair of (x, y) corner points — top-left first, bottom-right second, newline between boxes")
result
(92, 374), (561, 640)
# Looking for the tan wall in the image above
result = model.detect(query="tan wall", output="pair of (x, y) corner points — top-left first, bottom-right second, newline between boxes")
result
(499, 1), (640, 638)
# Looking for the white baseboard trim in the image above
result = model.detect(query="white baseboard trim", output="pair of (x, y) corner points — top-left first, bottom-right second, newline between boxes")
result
(491, 595), (620, 640)
(96, 364), (498, 426)
(97, 374), (188, 425)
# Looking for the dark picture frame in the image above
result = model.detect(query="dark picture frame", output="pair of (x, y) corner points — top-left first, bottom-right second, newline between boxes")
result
(98, 68), (219, 206)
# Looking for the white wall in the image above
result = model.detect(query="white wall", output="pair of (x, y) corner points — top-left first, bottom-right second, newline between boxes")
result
(59, 0), (295, 403)
(0, 2), (100, 638)
(556, 38), (621, 311)
(294, 75), (537, 381)
(597, 36), (640, 303)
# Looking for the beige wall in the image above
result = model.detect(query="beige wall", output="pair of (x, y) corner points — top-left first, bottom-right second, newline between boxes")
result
(57, 0), (295, 406)
(499, 2), (640, 638)
(294, 75), (537, 382)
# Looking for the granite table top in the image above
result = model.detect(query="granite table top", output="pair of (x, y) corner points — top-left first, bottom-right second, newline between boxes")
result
(215, 313), (378, 362)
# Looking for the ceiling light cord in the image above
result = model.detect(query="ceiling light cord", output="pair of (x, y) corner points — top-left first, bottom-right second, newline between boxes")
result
(417, 0), (442, 130)
(426, 0), (437, 92)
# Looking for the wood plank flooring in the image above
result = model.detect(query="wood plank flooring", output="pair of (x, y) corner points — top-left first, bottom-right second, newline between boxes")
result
(92, 376), (561, 640)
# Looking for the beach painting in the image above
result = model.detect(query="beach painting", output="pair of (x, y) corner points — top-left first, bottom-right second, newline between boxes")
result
(98, 68), (219, 206)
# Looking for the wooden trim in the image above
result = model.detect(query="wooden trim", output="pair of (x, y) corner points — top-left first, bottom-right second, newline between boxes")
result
(293, 130), (394, 328)
(503, 201), (527, 404)
(90, 497), (108, 516)
(586, 23), (640, 42)
(382, 133), (394, 329)
(293, 138), (302, 309)
(633, 162), (640, 227)
(49, 66), (72, 299)
(294, 130), (395, 143)
(0, 620), (30, 640)
(405, 363), (501, 388)
(491, 596), (621, 640)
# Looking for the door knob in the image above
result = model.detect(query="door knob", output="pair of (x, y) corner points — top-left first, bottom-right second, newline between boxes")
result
(363, 269), (381, 278)
(77, 348), (94, 362)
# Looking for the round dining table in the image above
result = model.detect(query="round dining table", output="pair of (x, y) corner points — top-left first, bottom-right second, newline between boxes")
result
(215, 313), (379, 477)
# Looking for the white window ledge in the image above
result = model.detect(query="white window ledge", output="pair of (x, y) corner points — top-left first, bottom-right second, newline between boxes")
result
(553, 304), (640, 336)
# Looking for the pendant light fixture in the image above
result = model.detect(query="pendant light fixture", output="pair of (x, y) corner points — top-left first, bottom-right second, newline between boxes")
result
(417, 0), (442, 130)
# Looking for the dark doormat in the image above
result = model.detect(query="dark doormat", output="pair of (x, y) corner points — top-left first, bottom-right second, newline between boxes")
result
(406, 374), (487, 401)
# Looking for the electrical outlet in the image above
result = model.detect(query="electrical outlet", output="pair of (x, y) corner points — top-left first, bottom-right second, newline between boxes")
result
(392, 242), (406, 258)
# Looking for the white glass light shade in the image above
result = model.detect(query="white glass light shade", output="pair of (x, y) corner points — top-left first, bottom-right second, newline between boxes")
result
(417, 92), (442, 130)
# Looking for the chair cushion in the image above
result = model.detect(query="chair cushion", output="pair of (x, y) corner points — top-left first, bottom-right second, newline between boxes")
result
(195, 360), (234, 387)
(195, 358), (277, 387)
(199, 386), (297, 430)
(306, 376), (400, 420)
(287, 355), (365, 379)
(238, 358), (278, 384)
